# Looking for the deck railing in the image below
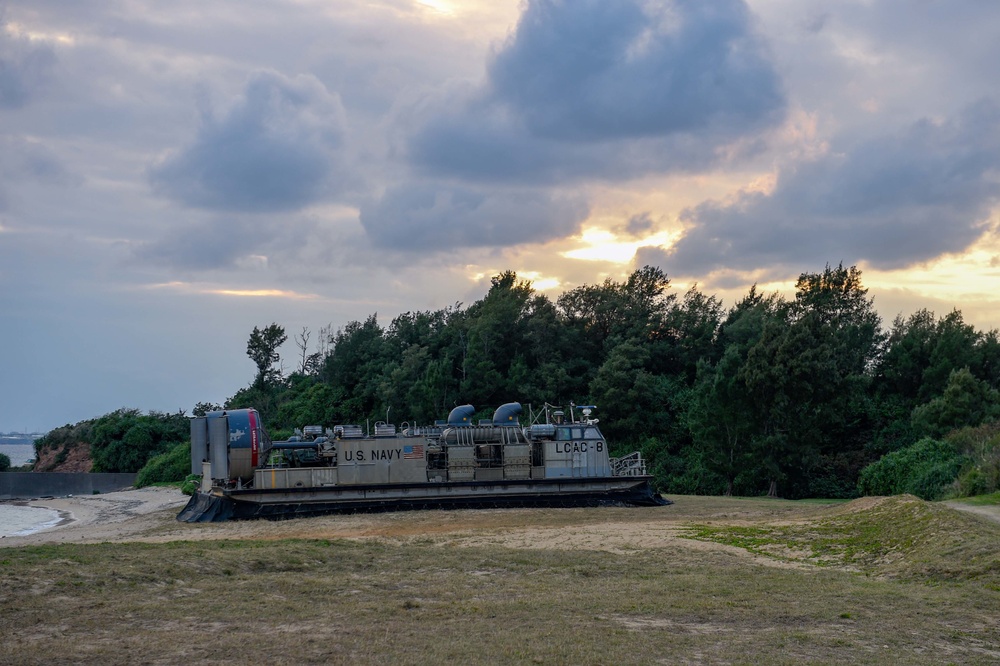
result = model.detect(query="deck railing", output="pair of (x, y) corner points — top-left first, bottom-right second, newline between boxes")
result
(610, 451), (647, 477)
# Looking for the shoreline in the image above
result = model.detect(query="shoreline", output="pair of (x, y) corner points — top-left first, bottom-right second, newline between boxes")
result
(0, 502), (69, 537)
(0, 486), (190, 547)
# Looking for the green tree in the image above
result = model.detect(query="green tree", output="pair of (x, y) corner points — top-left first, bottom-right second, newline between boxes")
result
(0, 452), (10, 472)
(320, 315), (387, 421)
(658, 286), (724, 381)
(911, 367), (1000, 438)
(591, 340), (673, 444)
(922, 310), (981, 401)
(458, 271), (553, 407)
(558, 265), (675, 355)
(739, 264), (883, 497)
(247, 323), (288, 389)
(192, 401), (221, 417)
(686, 287), (780, 495)
(876, 309), (983, 411)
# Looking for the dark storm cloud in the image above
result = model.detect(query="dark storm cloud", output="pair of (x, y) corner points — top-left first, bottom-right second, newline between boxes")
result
(149, 70), (347, 213)
(360, 182), (588, 250)
(408, 0), (785, 183)
(668, 100), (1000, 274)
(488, 0), (783, 141)
(0, 19), (56, 109)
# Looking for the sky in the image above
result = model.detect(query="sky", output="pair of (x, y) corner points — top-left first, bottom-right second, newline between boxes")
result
(2, 0), (1000, 432)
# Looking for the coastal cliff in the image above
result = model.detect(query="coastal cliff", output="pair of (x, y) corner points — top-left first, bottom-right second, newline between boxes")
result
(33, 441), (93, 473)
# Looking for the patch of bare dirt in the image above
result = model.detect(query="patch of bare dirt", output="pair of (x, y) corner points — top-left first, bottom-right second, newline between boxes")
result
(33, 441), (93, 472)
(944, 500), (1000, 524)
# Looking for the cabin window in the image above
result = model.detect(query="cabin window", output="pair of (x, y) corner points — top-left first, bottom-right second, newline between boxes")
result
(556, 427), (588, 440)
(584, 427), (601, 439)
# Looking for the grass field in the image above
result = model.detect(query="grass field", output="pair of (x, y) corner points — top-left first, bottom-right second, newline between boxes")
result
(2, 495), (999, 664)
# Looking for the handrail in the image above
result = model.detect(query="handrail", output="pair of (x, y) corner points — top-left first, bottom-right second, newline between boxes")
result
(610, 451), (647, 477)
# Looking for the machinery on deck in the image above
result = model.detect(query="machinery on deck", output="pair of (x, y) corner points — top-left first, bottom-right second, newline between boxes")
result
(177, 402), (668, 522)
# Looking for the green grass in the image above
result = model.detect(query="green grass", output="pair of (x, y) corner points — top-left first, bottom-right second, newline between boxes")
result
(3, 536), (999, 665)
(954, 491), (1000, 506)
(2, 496), (1000, 664)
(680, 495), (1000, 585)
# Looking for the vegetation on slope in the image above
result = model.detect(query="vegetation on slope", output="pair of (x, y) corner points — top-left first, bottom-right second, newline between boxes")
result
(683, 495), (1000, 585)
(33, 410), (188, 476)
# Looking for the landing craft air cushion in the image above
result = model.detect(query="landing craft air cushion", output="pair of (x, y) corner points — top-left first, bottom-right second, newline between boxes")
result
(177, 402), (669, 522)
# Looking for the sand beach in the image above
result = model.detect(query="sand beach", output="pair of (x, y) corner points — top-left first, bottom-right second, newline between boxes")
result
(0, 487), (190, 547)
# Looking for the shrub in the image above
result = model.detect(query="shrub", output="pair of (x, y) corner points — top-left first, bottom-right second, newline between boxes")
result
(0, 453), (9, 472)
(180, 474), (200, 496)
(908, 459), (964, 501)
(857, 437), (966, 500)
(945, 422), (1000, 497)
(957, 467), (990, 497)
(135, 440), (191, 488)
(91, 409), (189, 473)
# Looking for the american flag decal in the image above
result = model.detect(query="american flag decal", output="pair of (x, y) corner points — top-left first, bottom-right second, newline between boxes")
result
(403, 444), (424, 460)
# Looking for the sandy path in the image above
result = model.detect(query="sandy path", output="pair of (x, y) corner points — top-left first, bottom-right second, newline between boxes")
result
(944, 500), (1000, 524)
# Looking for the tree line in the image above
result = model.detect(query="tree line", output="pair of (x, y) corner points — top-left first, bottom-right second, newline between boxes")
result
(31, 263), (1000, 499)
(226, 264), (1000, 500)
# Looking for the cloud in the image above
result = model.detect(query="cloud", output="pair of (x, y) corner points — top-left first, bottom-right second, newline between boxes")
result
(407, 0), (785, 184)
(149, 70), (348, 212)
(668, 99), (1000, 274)
(0, 136), (76, 183)
(621, 212), (656, 237)
(488, 0), (783, 141)
(0, 136), (79, 211)
(360, 182), (588, 250)
(0, 19), (56, 109)
(134, 216), (286, 271)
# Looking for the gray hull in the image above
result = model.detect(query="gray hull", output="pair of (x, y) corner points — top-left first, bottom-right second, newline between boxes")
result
(177, 476), (669, 522)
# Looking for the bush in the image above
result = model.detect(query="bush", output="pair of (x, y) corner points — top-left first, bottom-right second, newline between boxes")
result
(945, 422), (1000, 497)
(0, 453), (9, 472)
(857, 437), (966, 500)
(91, 409), (189, 473)
(908, 459), (964, 501)
(181, 474), (200, 496)
(135, 440), (191, 488)
(957, 467), (990, 497)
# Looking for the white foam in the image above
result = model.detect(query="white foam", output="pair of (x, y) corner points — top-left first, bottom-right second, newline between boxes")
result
(0, 504), (64, 537)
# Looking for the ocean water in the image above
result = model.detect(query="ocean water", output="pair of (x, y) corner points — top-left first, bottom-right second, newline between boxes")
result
(0, 504), (63, 537)
(0, 444), (56, 536)
(0, 443), (35, 467)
